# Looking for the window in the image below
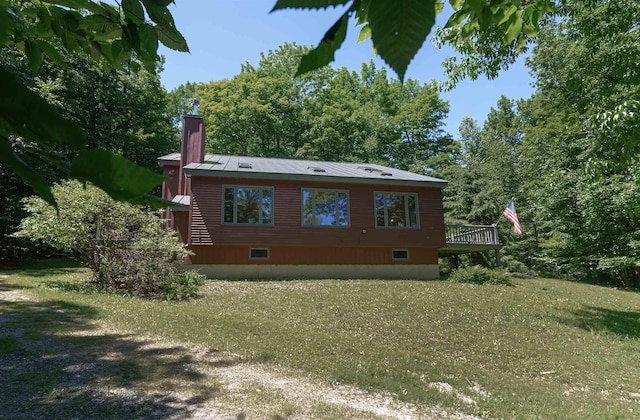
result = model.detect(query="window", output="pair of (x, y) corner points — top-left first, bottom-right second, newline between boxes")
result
(249, 248), (269, 260)
(392, 249), (410, 260)
(375, 192), (419, 228)
(223, 186), (273, 225)
(302, 189), (349, 227)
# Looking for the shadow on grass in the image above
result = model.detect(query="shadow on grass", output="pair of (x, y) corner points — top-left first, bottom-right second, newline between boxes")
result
(558, 305), (640, 339)
(0, 281), (34, 293)
(0, 294), (241, 419)
(0, 257), (84, 278)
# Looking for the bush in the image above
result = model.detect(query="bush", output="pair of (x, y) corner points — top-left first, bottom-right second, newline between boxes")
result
(15, 181), (203, 300)
(449, 265), (514, 286)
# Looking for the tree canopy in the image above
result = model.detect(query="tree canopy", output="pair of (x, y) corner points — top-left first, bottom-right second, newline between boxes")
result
(192, 43), (456, 173)
(1, 0), (188, 208)
(442, 0), (640, 285)
(2, 0), (558, 208)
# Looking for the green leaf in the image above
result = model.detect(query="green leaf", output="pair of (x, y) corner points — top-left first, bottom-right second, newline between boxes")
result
(271, 0), (350, 12)
(445, 9), (469, 28)
(449, 0), (463, 9)
(92, 2), (121, 20)
(40, 0), (94, 9)
(498, 4), (517, 25)
(79, 14), (120, 33)
(357, 23), (371, 43)
(24, 38), (44, 74)
(35, 8), (54, 37)
(141, 1), (188, 52)
(367, 0), (437, 82)
(110, 39), (129, 65)
(295, 11), (349, 77)
(478, 4), (493, 30)
(0, 3), (8, 44)
(143, 0), (173, 6)
(49, 6), (81, 31)
(70, 149), (166, 203)
(504, 10), (523, 44)
(0, 68), (85, 149)
(466, 0), (483, 19)
(36, 39), (67, 67)
(155, 24), (188, 52)
(141, 1), (173, 27)
(122, 0), (145, 25)
(0, 136), (57, 209)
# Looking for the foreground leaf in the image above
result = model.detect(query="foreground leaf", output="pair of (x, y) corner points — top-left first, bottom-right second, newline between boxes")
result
(296, 10), (349, 77)
(0, 137), (57, 209)
(70, 149), (166, 205)
(366, 0), (437, 81)
(0, 68), (85, 149)
(271, 0), (350, 12)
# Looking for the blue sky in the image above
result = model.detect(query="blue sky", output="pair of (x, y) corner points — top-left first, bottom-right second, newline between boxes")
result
(159, 1), (535, 136)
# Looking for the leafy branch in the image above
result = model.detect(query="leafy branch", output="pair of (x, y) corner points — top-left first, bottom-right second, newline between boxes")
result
(0, 0), (188, 208)
(272, 0), (555, 82)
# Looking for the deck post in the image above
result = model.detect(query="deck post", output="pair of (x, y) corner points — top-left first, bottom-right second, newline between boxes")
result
(495, 249), (501, 267)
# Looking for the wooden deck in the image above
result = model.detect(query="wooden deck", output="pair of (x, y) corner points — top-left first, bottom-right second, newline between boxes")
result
(439, 224), (502, 256)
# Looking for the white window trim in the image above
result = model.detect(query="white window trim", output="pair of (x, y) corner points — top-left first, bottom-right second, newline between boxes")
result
(222, 185), (274, 226)
(301, 188), (350, 227)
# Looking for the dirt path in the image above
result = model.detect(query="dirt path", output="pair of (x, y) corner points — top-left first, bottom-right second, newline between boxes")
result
(0, 286), (477, 419)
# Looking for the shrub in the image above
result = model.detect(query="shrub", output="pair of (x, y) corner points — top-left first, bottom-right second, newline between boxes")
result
(15, 181), (203, 300)
(449, 265), (514, 286)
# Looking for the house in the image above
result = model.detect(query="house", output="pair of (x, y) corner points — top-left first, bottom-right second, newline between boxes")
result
(159, 114), (449, 280)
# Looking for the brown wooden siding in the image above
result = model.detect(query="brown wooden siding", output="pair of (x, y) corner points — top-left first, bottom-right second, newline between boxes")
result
(189, 245), (438, 265)
(161, 164), (180, 201)
(173, 211), (189, 245)
(189, 176), (446, 249)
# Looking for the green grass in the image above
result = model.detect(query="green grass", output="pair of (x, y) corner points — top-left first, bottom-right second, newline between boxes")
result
(0, 336), (24, 354)
(3, 259), (640, 418)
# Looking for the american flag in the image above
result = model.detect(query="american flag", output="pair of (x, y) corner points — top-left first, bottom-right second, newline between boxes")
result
(503, 200), (522, 235)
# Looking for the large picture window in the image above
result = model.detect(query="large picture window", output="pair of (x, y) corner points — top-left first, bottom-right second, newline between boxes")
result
(375, 192), (419, 228)
(302, 189), (349, 227)
(223, 186), (273, 225)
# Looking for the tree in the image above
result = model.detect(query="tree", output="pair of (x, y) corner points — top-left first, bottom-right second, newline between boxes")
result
(196, 45), (456, 170)
(1, 0), (188, 208)
(442, 97), (527, 269)
(1, 42), (176, 257)
(16, 181), (203, 300)
(518, 0), (640, 285)
(272, 0), (554, 82)
(39, 53), (176, 170)
(166, 80), (196, 135)
(197, 43), (313, 157)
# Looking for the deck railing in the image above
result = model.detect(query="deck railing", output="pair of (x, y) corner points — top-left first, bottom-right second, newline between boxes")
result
(445, 224), (500, 246)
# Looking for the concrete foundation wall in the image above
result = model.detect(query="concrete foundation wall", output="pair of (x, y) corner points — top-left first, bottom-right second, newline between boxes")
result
(189, 264), (440, 280)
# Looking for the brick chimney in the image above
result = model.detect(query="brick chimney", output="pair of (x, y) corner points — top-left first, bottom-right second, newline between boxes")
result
(178, 113), (206, 195)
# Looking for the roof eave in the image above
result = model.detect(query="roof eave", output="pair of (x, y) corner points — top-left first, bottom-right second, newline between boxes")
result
(158, 160), (180, 167)
(183, 168), (448, 188)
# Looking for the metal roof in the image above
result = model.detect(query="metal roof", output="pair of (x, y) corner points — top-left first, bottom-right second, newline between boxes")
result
(171, 194), (191, 208)
(158, 153), (448, 188)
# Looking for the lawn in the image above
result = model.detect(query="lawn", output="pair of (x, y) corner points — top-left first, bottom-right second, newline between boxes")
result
(2, 259), (640, 418)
